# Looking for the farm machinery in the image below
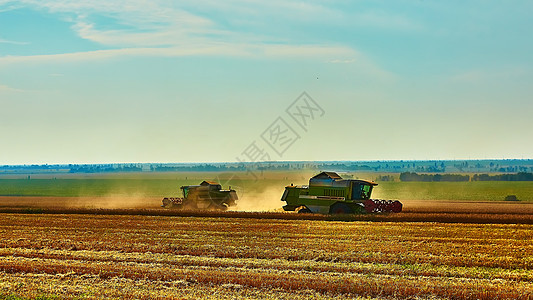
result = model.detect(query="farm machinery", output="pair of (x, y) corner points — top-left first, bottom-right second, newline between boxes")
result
(281, 172), (402, 214)
(162, 181), (238, 210)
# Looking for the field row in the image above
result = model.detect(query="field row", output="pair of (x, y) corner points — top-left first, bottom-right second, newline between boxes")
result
(1, 214), (532, 299)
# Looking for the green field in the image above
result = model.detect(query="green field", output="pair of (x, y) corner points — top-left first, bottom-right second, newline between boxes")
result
(374, 181), (533, 201)
(0, 171), (532, 202)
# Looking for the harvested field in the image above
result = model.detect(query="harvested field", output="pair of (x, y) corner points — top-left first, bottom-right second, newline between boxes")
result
(1, 213), (533, 299)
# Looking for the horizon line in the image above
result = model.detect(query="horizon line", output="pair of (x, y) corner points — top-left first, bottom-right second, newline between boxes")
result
(2, 158), (532, 167)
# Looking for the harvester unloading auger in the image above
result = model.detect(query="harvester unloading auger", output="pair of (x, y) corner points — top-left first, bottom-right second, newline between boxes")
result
(162, 181), (238, 210)
(281, 172), (402, 214)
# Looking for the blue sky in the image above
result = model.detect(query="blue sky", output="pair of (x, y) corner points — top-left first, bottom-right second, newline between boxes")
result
(1, 1), (532, 164)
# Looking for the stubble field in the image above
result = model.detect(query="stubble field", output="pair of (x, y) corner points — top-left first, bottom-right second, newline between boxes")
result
(1, 171), (532, 299)
(1, 213), (533, 299)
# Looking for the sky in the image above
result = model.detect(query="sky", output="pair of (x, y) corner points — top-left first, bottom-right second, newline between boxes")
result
(1, 0), (532, 164)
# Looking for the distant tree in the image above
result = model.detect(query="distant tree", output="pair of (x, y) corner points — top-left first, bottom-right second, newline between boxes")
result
(400, 172), (469, 182)
(472, 172), (533, 181)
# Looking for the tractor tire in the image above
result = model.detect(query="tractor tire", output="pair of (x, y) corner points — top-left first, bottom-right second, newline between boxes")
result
(329, 203), (354, 214)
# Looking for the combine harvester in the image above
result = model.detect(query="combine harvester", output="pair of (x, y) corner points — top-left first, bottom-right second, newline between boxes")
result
(162, 181), (238, 211)
(281, 172), (402, 214)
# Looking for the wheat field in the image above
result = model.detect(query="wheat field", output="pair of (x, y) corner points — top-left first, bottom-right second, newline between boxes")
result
(1, 213), (532, 299)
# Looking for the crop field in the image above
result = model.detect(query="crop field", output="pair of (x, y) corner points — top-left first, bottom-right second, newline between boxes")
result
(1, 171), (532, 299)
(1, 213), (532, 299)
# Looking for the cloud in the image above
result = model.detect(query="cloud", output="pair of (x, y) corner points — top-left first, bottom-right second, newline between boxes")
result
(0, 1), (389, 48)
(3, 0), (425, 50)
(0, 38), (29, 45)
(0, 43), (356, 65)
(2, 0), (223, 48)
(0, 0), (394, 80)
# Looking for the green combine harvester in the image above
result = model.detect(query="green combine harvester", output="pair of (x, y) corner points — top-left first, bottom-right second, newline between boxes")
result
(162, 181), (238, 210)
(281, 172), (402, 214)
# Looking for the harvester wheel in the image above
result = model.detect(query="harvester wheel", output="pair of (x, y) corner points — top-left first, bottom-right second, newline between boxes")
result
(162, 198), (173, 208)
(329, 203), (353, 214)
(297, 206), (312, 214)
(220, 202), (230, 211)
(206, 201), (228, 211)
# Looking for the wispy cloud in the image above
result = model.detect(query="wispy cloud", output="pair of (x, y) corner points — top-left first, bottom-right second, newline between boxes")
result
(0, 38), (29, 45)
(0, 1), (360, 60)
(0, 43), (356, 64)
(0, 0), (396, 79)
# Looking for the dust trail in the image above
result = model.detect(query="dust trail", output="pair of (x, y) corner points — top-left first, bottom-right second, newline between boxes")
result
(67, 182), (163, 209)
(232, 186), (286, 212)
(65, 194), (161, 209)
(0, 195), (160, 210)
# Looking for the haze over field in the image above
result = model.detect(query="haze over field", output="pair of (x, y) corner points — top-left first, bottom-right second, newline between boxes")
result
(1, 1), (532, 164)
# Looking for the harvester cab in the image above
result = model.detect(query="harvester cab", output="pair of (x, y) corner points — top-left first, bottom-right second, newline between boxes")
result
(281, 172), (402, 214)
(352, 181), (373, 200)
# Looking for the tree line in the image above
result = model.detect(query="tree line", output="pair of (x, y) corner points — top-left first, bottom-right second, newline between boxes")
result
(399, 172), (469, 182)
(399, 172), (533, 182)
(472, 172), (533, 181)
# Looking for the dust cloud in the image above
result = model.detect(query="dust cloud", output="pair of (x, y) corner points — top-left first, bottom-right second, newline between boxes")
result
(65, 194), (161, 209)
(0, 195), (160, 210)
(70, 184), (162, 209)
(232, 186), (286, 212)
